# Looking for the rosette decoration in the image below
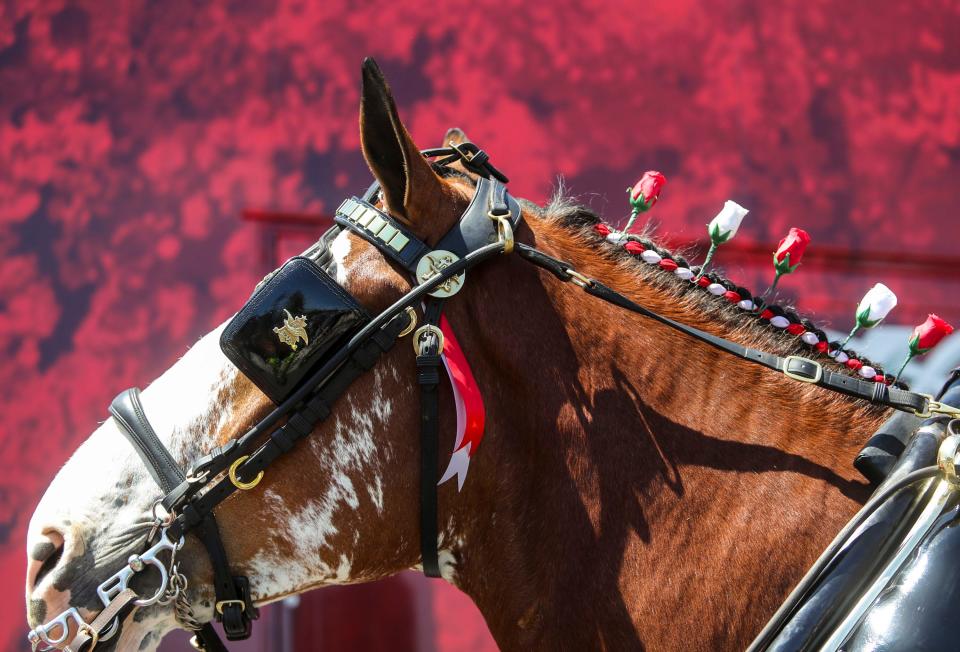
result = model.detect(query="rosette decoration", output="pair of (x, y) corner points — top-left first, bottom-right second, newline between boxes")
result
(839, 283), (898, 350)
(695, 200), (748, 280)
(761, 228), (810, 299)
(893, 314), (954, 382)
(620, 171), (666, 241)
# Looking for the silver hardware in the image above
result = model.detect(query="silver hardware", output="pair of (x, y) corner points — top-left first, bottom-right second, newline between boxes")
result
(169, 565), (203, 632)
(128, 554), (145, 572)
(939, 432), (960, 485)
(782, 355), (823, 384)
(28, 607), (87, 651)
(97, 528), (184, 608)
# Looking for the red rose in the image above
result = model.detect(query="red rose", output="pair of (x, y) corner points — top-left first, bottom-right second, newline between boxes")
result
(909, 314), (954, 355)
(773, 228), (811, 275)
(629, 171), (666, 212)
(594, 223), (611, 237)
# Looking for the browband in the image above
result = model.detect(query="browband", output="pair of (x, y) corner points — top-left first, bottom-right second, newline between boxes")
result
(334, 175), (522, 274)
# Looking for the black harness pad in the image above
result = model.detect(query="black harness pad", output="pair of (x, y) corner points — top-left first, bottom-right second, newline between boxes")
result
(220, 257), (370, 403)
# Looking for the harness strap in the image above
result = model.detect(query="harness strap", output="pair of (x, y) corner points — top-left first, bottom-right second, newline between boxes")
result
(110, 389), (183, 494)
(168, 310), (413, 539)
(417, 300), (445, 578)
(69, 588), (138, 652)
(517, 243), (932, 417)
(109, 390), (254, 645)
(335, 177), (521, 277)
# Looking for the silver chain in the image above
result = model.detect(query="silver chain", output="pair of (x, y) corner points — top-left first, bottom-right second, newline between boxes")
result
(167, 563), (203, 632)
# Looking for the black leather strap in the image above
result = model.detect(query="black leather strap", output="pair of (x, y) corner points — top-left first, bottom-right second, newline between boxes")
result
(109, 391), (254, 644)
(168, 310), (413, 540)
(336, 177), (522, 278)
(110, 389), (184, 494)
(417, 300), (444, 578)
(518, 244), (933, 418)
(431, 176), (521, 264)
(70, 588), (139, 652)
(334, 197), (430, 271)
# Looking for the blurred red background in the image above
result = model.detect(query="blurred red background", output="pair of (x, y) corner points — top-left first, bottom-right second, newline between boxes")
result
(3, 1), (960, 650)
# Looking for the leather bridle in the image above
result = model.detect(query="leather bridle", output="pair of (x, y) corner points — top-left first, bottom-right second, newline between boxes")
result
(28, 141), (960, 651)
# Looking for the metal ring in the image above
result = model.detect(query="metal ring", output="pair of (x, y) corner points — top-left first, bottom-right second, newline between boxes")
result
(228, 456), (264, 491)
(488, 213), (515, 254)
(77, 623), (99, 651)
(398, 307), (418, 338)
(413, 325), (444, 356)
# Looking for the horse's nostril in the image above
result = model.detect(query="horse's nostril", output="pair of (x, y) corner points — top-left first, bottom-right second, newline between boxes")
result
(27, 529), (65, 592)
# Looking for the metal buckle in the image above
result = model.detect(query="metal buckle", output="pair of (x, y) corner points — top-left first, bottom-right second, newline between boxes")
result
(413, 325), (444, 356)
(228, 455), (264, 491)
(215, 599), (247, 616)
(783, 355), (823, 384)
(565, 269), (594, 289)
(914, 394), (960, 419)
(398, 307), (418, 338)
(488, 210), (514, 254)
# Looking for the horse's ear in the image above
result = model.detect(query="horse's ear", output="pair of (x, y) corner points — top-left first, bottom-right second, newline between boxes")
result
(444, 127), (471, 147)
(359, 58), (443, 226)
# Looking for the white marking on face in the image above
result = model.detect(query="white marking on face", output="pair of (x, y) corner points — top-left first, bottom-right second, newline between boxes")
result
(330, 230), (352, 286)
(27, 324), (237, 644)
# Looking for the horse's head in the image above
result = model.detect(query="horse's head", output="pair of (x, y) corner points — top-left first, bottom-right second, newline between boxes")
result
(25, 59), (519, 650)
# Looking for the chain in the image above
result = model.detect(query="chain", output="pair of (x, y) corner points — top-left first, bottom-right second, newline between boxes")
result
(166, 563), (203, 632)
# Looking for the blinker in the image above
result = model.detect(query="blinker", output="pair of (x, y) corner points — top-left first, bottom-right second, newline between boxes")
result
(220, 256), (370, 404)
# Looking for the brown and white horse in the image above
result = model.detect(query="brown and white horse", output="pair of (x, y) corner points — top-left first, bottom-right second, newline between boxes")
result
(25, 63), (888, 651)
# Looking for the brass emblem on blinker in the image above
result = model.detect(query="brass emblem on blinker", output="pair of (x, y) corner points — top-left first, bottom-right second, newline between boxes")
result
(274, 309), (309, 351)
(416, 250), (464, 298)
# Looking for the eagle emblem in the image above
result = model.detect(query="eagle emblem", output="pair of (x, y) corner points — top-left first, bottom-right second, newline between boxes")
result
(273, 309), (309, 351)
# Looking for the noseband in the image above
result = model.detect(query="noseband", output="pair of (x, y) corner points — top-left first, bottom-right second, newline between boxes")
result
(29, 141), (960, 651)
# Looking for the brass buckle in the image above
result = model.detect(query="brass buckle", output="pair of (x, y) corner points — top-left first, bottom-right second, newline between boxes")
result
(488, 210), (514, 254)
(228, 456), (264, 491)
(450, 142), (476, 162)
(783, 355), (823, 384)
(413, 325), (444, 356)
(215, 599), (246, 616)
(398, 307), (418, 337)
(914, 395), (960, 419)
(565, 269), (594, 289)
(77, 623), (99, 651)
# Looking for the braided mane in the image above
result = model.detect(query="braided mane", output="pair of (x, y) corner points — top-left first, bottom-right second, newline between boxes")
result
(532, 194), (905, 388)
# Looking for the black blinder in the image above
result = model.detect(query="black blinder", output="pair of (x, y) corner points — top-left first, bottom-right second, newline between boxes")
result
(220, 256), (370, 404)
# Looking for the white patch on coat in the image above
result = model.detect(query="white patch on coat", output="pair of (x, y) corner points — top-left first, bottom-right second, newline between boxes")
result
(26, 324), (238, 643)
(242, 363), (400, 601)
(330, 230), (352, 286)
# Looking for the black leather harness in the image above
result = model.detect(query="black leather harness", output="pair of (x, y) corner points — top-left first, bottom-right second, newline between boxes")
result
(82, 141), (957, 650)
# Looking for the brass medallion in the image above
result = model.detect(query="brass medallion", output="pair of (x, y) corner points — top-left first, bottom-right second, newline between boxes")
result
(273, 309), (309, 351)
(416, 250), (465, 298)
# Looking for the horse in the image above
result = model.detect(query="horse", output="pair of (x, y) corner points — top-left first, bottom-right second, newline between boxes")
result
(24, 59), (892, 651)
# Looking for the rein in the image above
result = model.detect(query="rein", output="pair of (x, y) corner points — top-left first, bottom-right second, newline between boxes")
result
(28, 142), (960, 652)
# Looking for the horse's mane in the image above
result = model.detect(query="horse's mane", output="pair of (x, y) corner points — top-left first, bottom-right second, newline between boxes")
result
(528, 193), (903, 388)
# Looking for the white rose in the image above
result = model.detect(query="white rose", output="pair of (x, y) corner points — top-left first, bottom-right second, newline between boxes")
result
(708, 200), (749, 244)
(856, 283), (897, 328)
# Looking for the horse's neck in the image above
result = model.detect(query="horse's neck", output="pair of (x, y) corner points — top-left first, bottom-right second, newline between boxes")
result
(448, 224), (887, 650)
